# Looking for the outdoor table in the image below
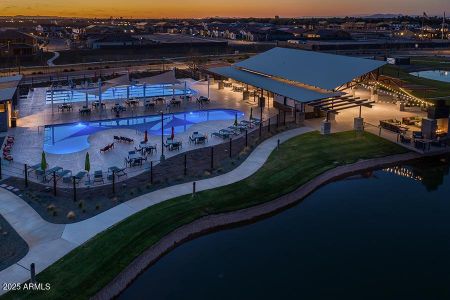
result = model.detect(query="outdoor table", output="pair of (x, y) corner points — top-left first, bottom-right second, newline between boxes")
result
(414, 139), (430, 151)
(190, 133), (205, 144)
(58, 103), (73, 112)
(108, 166), (127, 179)
(79, 107), (91, 115)
(92, 101), (106, 109)
(170, 99), (181, 108)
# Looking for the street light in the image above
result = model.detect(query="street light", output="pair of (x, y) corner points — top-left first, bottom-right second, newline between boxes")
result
(160, 111), (165, 161)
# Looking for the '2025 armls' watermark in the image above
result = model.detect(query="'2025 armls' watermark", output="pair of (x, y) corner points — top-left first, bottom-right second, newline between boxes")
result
(2, 282), (51, 292)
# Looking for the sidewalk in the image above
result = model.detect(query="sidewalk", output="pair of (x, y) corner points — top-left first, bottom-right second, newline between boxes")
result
(0, 127), (313, 294)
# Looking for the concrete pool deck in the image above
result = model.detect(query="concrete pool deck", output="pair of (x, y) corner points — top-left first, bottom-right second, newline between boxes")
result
(0, 127), (312, 295)
(7, 79), (274, 180)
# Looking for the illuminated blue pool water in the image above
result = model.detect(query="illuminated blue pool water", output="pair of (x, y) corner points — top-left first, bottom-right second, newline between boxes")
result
(43, 109), (245, 154)
(410, 70), (450, 83)
(46, 84), (196, 104)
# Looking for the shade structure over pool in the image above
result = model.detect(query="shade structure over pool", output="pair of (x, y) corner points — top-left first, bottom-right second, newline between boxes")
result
(85, 74), (131, 96)
(137, 70), (181, 85)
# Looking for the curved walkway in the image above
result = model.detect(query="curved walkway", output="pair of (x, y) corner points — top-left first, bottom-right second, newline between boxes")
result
(0, 127), (313, 294)
(47, 51), (59, 67)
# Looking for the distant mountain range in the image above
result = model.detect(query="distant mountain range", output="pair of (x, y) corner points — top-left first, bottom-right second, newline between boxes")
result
(361, 14), (404, 19)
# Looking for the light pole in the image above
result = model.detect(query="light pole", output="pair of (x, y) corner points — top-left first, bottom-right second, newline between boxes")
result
(160, 111), (165, 161)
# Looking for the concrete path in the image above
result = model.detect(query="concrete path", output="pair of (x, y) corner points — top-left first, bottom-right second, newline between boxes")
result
(47, 51), (59, 67)
(0, 127), (313, 294)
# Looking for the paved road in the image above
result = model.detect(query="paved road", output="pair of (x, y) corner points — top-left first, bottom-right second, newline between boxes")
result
(46, 52), (60, 67)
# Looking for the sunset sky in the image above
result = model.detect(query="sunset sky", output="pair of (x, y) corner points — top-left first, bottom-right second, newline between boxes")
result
(0, 0), (449, 18)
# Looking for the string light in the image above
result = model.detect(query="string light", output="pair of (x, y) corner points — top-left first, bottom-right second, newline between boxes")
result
(358, 81), (434, 107)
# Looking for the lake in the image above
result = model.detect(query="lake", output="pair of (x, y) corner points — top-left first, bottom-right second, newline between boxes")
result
(119, 155), (450, 300)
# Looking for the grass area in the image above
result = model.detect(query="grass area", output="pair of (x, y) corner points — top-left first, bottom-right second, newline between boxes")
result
(2, 131), (408, 300)
(411, 56), (450, 69)
(380, 64), (450, 100)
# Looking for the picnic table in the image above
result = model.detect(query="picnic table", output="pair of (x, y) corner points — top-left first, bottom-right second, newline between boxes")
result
(112, 104), (126, 113)
(197, 96), (210, 104)
(180, 95), (192, 101)
(165, 139), (182, 151)
(189, 132), (207, 144)
(92, 101), (106, 109)
(144, 99), (155, 110)
(58, 103), (73, 112)
(79, 106), (91, 115)
(125, 99), (140, 106)
(170, 99), (182, 108)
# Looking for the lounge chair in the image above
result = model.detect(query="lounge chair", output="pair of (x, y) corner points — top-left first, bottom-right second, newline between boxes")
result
(26, 163), (41, 175)
(100, 143), (114, 153)
(108, 166), (128, 180)
(56, 169), (72, 181)
(211, 131), (230, 139)
(171, 141), (182, 151)
(44, 166), (63, 182)
(250, 117), (261, 125)
(93, 170), (104, 184)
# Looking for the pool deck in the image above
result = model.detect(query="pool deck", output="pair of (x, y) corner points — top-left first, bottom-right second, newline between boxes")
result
(0, 127), (312, 296)
(3, 78), (431, 183)
(6, 79), (274, 180)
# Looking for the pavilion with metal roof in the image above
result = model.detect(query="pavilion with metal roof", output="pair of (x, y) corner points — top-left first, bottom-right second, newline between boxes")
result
(208, 47), (385, 132)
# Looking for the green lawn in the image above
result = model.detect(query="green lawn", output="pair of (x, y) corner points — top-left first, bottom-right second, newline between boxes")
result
(3, 131), (408, 300)
(380, 64), (450, 100)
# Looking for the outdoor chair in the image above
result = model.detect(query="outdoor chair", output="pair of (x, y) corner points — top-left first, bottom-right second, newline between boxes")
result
(171, 141), (182, 151)
(93, 170), (104, 184)
(211, 131), (230, 139)
(56, 169), (72, 180)
(72, 171), (87, 185)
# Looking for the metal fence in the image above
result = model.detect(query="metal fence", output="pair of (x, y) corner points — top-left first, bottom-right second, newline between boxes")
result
(0, 112), (298, 202)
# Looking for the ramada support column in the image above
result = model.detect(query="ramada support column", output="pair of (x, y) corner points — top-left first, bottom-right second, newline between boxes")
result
(321, 112), (332, 135)
(448, 114), (450, 139)
(370, 86), (379, 102)
(354, 105), (364, 131)
(243, 89), (249, 101)
(296, 102), (305, 126)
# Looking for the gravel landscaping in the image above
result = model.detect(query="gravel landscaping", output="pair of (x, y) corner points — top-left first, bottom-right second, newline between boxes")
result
(0, 215), (28, 272)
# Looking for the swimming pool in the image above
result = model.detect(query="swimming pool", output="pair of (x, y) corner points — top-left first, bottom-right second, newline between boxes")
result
(46, 84), (196, 104)
(43, 109), (245, 154)
(410, 70), (450, 83)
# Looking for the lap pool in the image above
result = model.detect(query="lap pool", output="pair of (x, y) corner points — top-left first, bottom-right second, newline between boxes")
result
(43, 109), (245, 154)
(46, 84), (196, 104)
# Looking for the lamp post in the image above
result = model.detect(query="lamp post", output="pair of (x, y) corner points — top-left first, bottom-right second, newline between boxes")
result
(160, 111), (165, 161)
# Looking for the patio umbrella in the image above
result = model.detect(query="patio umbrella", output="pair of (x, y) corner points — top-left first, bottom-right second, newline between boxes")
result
(234, 112), (238, 126)
(171, 126), (175, 140)
(84, 152), (91, 173)
(250, 107), (253, 120)
(144, 130), (148, 143)
(40, 151), (47, 171)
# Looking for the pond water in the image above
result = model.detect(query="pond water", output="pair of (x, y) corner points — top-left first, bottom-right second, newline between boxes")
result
(410, 70), (450, 83)
(119, 156), (450, 300)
